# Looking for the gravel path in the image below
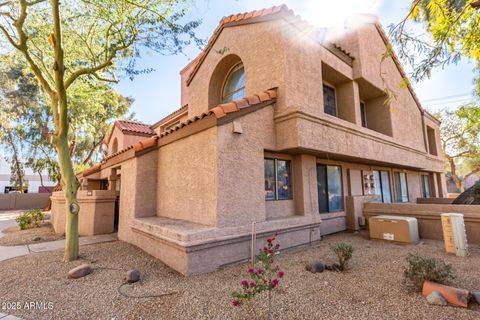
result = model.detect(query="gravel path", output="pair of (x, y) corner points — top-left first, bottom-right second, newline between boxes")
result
(0, 231), (479, 320)
(0, 223), (64, 246)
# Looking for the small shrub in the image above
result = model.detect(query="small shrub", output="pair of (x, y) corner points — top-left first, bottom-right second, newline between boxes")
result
(16, 213), (33, 230)
(28, 209), (45, 227)
(403, 253), (454, 292)
(15, 209), (45, 230)
(330, 242), (354, 271)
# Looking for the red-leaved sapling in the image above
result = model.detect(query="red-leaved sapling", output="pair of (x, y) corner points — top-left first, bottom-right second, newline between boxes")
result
(231, 233), (285, 318)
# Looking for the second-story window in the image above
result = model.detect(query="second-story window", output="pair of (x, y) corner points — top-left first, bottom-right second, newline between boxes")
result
(222, 63), (245, 103)
(360, 102), (367, 127)
(323, 84), (337, 117)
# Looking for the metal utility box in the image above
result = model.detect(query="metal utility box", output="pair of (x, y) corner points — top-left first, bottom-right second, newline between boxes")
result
(369, 215), (419, 244)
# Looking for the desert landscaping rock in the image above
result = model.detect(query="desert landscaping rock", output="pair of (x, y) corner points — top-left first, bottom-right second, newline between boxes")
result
(32, 236), (42, 241)
(1, 232), (479, 320)
(68, 263), (93, 279)
(305, 261), (324, 273)
(473, 292), (480, 304)
(126, 268), (141, 283)
(325, 262), (340, 271)
(426, 291), (448, 306)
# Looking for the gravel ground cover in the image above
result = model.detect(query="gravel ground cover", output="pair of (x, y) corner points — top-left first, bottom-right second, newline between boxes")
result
(0, 222), (64, 246)
(0, 231), (479, 320)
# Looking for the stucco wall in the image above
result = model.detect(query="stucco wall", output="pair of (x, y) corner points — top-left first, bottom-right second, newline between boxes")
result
(107, 126), (153, 155)
(216, 107), (276, 227)
(184, 19), (287, 117)
(50, 190), (116, 236)
(157, 127), (217, 226)
(0, 193), (51, 210)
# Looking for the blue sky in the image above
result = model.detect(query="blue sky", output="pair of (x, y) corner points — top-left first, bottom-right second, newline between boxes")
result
(114, 0), (476, 124)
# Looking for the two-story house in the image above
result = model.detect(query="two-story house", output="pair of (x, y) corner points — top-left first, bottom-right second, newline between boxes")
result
(71, 5), (445, 275)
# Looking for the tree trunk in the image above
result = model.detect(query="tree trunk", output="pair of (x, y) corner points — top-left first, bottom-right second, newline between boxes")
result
(448, 157), (464, 192)
(50, 0), (80, 262)
(6, 131), (24, 192)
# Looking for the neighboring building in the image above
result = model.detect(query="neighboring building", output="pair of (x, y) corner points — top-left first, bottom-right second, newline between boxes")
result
(74, 6), (446, 275)
(0, 157), (56, 193)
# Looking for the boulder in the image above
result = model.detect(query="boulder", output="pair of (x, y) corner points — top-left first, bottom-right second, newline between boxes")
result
(32, 236), (42, 241)
(325, 263), (340, 271)
(473, 292), (480, 304)
(426, 291), (447, 306)
(305, 261), (325, 273)
(126, 268), (141, 283)
(68, 263), (92, 279)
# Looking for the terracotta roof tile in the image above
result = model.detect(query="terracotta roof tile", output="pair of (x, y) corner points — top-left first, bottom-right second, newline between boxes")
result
(160, 88), (277, 134)
(82, 89), (277, 176)
(116, 120), (156, 135)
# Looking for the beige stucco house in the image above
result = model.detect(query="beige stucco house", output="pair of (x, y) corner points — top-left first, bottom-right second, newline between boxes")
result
(52, 5), (446, 275)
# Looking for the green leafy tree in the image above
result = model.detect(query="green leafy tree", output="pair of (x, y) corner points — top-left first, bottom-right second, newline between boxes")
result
(0, 0), (200, 261)
(389, 0), (480, 96)
(0, 62), (134, 190)
(437, 105), (480, 192)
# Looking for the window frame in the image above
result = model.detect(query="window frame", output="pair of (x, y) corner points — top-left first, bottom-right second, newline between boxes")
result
(421, 174), (431, 198)
(322, 83), (337, 117)
(317, 164), (344, 213)
(221, 63), (245, 104)
(394, 171), (409, 203)
(264, 158), (293, 201)
(360, 101), (367, 128)
(372, 170), (392, 203)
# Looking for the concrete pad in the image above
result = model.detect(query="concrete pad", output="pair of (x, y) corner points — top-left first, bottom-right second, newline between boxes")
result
(28, 234), (116, 253)
(0, 245), (30, 261)
(0, 313), (7, 319)
(2, 315), (23, 320)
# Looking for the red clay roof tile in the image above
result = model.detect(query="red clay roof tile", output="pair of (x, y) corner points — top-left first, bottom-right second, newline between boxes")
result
(235, 98), (249, 109)
(159, 88), (277, 137)
(115, 120), (156, 135)
(246, 95), (261, 105)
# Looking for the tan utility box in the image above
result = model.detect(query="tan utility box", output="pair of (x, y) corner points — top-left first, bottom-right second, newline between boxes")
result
(441, 213), (468, 257)
(369, 215), (419, 244)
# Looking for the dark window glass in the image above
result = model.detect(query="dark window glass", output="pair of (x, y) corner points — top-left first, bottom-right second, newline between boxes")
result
(317, 165), (329, 213)
(373, 170), (391, 203)
(323, 85), (336, 116)
(422, 175), (431, 198)
(327, 166), (343, 211)
(264, 159), (275, 201)
(360, 102), (367, 127)
(394, 172), (409, 202)
(264, 158), (292, 201)
(276, 160), (292, 200)
(317, 164), (343, 213)
(380, 171), (392, 203)
(222, 64), (245, 103)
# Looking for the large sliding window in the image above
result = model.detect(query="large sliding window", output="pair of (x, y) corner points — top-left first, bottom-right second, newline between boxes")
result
(421, 175), (431, 198)
(373, 170), (392, 203)
(394, 172), (409, 203)
(317, 164), (343, 213)
(323, 85), (337, 117)
(264, 158), (292, 201)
